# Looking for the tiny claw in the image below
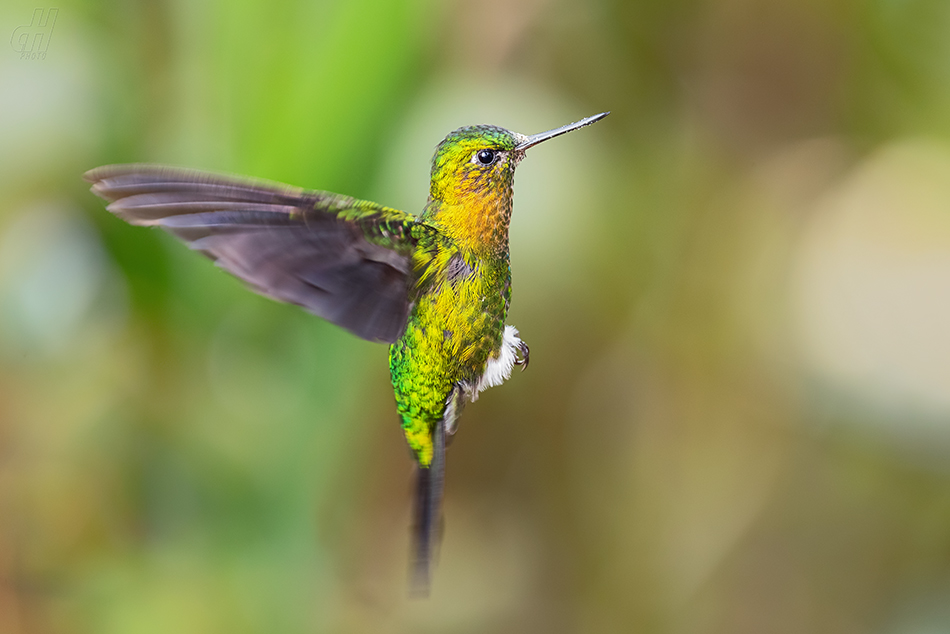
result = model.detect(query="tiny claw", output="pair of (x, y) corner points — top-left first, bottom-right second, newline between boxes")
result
(514, 340), (530, 371)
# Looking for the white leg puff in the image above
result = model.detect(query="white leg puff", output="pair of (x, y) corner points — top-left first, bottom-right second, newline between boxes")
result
(470, 325), (523, 401)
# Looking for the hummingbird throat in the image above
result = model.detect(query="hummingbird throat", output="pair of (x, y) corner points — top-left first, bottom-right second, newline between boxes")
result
(426, 173), (515, 255)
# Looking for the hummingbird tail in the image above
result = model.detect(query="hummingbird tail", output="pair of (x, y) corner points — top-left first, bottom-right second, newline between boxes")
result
(409, 416), (445, 597)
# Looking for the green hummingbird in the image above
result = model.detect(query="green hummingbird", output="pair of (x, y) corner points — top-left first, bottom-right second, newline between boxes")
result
(84, 111), (608, 594)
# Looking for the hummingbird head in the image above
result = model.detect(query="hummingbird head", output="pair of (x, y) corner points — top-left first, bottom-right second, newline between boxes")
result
(428, 125), (522, 206)
(424, 113), (609, 253)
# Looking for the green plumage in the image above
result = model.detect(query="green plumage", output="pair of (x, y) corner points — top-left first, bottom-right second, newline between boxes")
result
(84, 112), (608, 596)
(389, 244), (512, 465)
(389, 125), (520, 468)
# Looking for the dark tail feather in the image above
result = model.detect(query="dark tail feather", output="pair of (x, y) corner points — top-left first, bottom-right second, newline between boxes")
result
(410, 418), (445, 597)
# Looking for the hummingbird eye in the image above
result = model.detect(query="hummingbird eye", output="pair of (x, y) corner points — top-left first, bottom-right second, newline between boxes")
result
(475, 149), (497, 165)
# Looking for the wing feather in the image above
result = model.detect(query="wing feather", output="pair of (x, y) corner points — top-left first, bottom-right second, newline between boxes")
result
(85, 164), (432, 343)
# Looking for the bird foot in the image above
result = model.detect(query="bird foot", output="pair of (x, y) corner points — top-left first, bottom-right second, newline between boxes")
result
(514, 340), (530, 371)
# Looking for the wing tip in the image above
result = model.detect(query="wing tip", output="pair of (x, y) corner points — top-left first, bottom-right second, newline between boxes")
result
(84, 163), (310, 198)
(84, 163), (156, 183)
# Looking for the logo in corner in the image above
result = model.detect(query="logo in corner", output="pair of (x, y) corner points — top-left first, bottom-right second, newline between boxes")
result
(11, 9), (58, 60)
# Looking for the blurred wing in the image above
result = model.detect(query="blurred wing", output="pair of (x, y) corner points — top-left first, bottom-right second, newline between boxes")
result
(85, 164), (432, 343)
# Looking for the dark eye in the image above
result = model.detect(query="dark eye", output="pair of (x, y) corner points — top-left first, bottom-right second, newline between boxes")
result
(476, 149), (496, 165)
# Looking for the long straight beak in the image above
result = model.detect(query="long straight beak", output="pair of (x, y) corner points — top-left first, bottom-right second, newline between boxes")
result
(515, 112), (610, 151)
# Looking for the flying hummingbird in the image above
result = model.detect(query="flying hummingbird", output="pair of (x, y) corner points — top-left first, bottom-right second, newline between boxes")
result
(84, 111), (609, 595)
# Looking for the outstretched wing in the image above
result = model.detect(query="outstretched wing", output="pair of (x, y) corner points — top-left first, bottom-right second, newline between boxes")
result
(85, 164), (433, 343)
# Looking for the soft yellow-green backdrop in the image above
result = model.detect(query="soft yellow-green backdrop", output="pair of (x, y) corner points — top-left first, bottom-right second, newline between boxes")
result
(2, 0), (950, 632)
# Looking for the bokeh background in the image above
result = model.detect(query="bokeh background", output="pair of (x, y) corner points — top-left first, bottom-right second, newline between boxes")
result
(2, 0), (950, 631)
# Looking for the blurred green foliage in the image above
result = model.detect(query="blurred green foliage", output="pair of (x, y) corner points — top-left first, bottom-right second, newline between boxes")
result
(2, 0), (950, 632)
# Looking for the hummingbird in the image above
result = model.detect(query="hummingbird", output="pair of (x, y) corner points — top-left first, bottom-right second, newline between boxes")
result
(84, 111), (609, 594)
